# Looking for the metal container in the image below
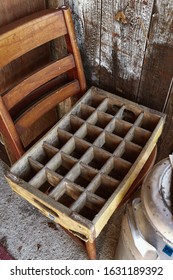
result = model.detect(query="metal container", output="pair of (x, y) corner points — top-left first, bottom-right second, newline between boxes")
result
(115, 158), (173, 260)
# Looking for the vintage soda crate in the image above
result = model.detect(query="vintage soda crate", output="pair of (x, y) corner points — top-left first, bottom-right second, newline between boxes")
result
(5, 87), (166, 243)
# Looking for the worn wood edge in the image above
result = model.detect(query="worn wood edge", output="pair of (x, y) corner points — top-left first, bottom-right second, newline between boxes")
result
(15, 80), (80, 131)
(0, 97), (25, 164)
(62, 6), (86, 93)
(3, 54), (75, 111)
(0, 9), (67, 68)
(0, 9), (63, 36)
(91, 86), (166, 118)
(5, 174), (96, 242)
(93, 117), (165, 238)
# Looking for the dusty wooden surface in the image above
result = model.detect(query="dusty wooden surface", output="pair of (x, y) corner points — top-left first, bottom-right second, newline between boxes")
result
(63, 0), (173, 159)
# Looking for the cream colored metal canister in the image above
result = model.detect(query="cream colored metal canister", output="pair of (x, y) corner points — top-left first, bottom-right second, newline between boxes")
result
(115, 158), (173, 260)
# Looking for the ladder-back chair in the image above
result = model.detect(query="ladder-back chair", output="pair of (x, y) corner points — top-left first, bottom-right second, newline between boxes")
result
(0, 6), (86, 165)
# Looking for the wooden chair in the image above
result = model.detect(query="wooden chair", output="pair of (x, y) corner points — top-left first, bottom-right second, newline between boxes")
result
(0, 6), (86, 165)
(0, 5), (100, 260)
(0, 5), (159, 260)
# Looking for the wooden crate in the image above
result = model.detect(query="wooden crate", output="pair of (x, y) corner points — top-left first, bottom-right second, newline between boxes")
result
(5, 87), (166, 242)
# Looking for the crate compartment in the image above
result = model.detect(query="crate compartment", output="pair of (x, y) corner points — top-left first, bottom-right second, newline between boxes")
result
(30, 167), (62, 194)
(68, 138), (90, 159)
(82, 147), (110, 170)
(68, 164), (97, 188)
(86, 91), (106, 108)
(110, 119), (132, 138)
(55, 153), (77, 177)
(94, 175), (120, 200)
(99, 98), (123, 117)
(57, 182), (83, 208)
(90, 111), (113, 129)
(104, 100), (122, 116)
(140, 112), (160, 132)
(78, 193), (105, 221)
(130, 127), (151, 147)
(121, 107), (141, 123)
(31, 145), (55, 165)
(49, 130), (71, 150)
(79, 123), (102, 143)
(61, 115), (84, 134)
(73, 104), (95, 120)
(39, 181), (54, 195)
(105, 157), (132, 181)
(19, 157), (43, 182)
(120, 142), (142, 163)
(97, 132), (121, 154)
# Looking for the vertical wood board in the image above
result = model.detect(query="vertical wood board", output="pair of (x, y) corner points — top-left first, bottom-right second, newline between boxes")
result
(137, 0), (173, 111)
(99, 0), (154, 101)
(65, 0), (102, 86)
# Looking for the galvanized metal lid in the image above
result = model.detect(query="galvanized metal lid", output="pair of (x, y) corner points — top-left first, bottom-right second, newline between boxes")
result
(141, 158), (173, 244)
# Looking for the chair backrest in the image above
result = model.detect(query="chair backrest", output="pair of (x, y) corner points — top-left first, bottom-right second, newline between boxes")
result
(0, 6), (86, 164)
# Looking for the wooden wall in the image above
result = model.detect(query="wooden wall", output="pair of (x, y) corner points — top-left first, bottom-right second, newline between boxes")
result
(62, 0), (173, 160)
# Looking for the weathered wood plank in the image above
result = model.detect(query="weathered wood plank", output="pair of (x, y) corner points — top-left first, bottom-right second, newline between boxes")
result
(65, 0), (102, 86)
(157, 84), (173, 160)
(137, 0), (173, 111)
(99, 0), (154, 101)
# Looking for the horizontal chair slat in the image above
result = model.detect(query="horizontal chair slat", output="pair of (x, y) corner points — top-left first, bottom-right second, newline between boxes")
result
(0, 9), (67, 68)
(3, 54), (75, 111)
(15, 80), (81, 134)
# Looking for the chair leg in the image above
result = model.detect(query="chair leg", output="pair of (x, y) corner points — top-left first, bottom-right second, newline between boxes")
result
(85, 240), (97, 260)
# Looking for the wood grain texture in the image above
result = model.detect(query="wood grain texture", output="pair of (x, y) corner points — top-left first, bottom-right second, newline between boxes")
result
(3, 55), (75, 111)
(0, 0), (48, 94)
(66, 0), (154, 101)
(15, 80), (80, 133)
(0, 10), (67, 68)
(137, 0), (173, 111)
(0, 97), (24, 164)
(62, 6), (86, 92)
(46, 0), (65, 9)
(65, 0), (102, 86)
(100, 0), (154, 100)
(0, 5), (85, 164)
